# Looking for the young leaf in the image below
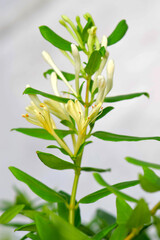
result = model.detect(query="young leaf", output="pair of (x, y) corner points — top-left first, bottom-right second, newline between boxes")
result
(125, 157), (160, 170)
(36, 151), (76, 170)
(79, 180), (139, 204)
(107, 20), (128, 46)
(93, 174), (138, 203)
(12, 128), (74, 140)
(23, 87), (71, 103)
(39, 26), (72, 51)
(15, 223), (36, 232)
(77, 141), (92, 156)
(81, 167), (111, 173)
(84, 50), (101, 76)
(139, 167), (160, 192)
(43, 69), (75, 81)
(46, 145), (69, 155)
(60, 120), (74, 129)
(0, 205), (24, 224)
(92, 131), (160, 142)
(126, 199), (151, 229)
(96, 106), (114, 121)
(104, 92), (149, 102)
(92, 223), (117, 240)
(9, 167), (66, 203)
(116, 198), (132, 224)
(110, 225), (128, 240)
(82, 17), (94, 43)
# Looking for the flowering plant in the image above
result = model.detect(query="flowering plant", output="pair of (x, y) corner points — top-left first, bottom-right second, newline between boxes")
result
(1, 13), (160, 240)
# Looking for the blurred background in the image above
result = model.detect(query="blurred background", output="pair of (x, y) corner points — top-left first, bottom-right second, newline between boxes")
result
(1, 0), (160, 238)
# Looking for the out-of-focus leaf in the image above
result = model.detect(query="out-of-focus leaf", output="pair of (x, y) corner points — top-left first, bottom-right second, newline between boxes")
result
(23, 87), (71, 103)
(15, 223), (36, 232)
(107, 20), (128, 46)
(127, 199), (151, 229)
(110, 225), (128, 240)
(79, 180), (139, 204)
(0, 205), (24, 224)
(39, 26), (72, 51)
(92, 131), (160, 142)
(9, 167), (66, 203)
(104, 92), (149, 102)
(139, 167), (160, 192)
(37, 151), (75, 170)
(116, 198), (132, 224)
(125, 157), (160, 170)
(92, 223), (117, 240)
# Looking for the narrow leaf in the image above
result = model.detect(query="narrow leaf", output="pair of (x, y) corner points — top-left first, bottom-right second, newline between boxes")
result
(82, 17), (94, 43)
(37, 151), (76, 170)
(107, 20), (128, 46)
(43, 70), (75, 81)
(23, 87), (71, 103)
(110, 225), (128, 240)
(81, 167), (111, 173)
(125, 157), (160, 170)
(77, 141), (92, 155)
(92, 131), (160, 142)
(93, 223), (117, 240)
(9, 167), (66, 203)
(0, 205), (24, 224)
(96, 107), (114, 121)
(79, 180), (139, 204)
(104, 92), (149, 102)
(139, 167), (160, 192)
(127, 199), (151, 229)
(46, 145), (69, 155)
(116, 198), (132, 224)
(39, 26), (72, 51)
(60, 120), (74, 129)
(15, 223), (36, 232)
(85, 50), (101, 76)
(12, 128), (74, 140)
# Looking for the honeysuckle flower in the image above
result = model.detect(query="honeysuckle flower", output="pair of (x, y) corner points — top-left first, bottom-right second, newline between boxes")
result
(105, 59), (115, 95)
(42, 50), (77, 96)
(87, 26), (99, 54)
(71, 44), (81, 95)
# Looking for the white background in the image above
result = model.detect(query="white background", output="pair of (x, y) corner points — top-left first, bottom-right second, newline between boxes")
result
(1, 0), (160, 238)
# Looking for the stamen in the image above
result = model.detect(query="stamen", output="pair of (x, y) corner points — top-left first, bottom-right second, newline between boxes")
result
(84, 105), (86, 108)
(22, 114), (26, 118)
(26, 114), (29, 117)
(40, 103), (45, 108)
(94, 104), (97, 107)
(92, 106), (94, 109)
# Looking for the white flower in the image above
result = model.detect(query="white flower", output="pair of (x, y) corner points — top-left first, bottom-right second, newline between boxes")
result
(71, 44), (81, 95)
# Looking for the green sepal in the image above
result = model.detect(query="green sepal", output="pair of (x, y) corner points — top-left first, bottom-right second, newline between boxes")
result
(125, 156), (160, 170)
(43, 69), (75, 81)
(84, 50), (101, 76)
(107, 20), (128, 46)
(39, 26), (72, 51)
(79, 180), (139, 204)
(126, 199), (151, 229)
(23, 87), (72, 103)
(92, 131), (160, 142)
(0, 205), (25, 224)
(139, 167), (160, 192)
(36, 151), (76, 170)
(12, 128), (74, 140)
(9, 167), (66, 203)
(104, 92), (149, 102)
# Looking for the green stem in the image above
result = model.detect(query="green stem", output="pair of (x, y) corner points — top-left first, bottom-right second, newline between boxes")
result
(69, 156), (81, 225)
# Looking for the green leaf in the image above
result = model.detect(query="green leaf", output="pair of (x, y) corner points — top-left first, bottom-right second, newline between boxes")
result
(153, 216), (160, 237)
(92, 223), (117, 240)
(81, 167), (111, 173)
(39, 26), (72, 51)
(104, 92), (149, 102)
(77, 141), (92, 156)
(15, 223), (36, 232)
(12, 128), (74, 140)
(139, 167), (160, 192)
(9, 167), (66, 203)
(107, 20), (128, 46)
(23, 87), (71, 103)
(96, 106), (114, 121)
(0, 205), (24, 224)
(110, 225), (128, 240)
(127, 199), (151, 229)
(116, 198), (132, 224)
(82, 17), (94, 43)
(84, 50), (101, 76)
(92, 131), (160, 142)
(93, 174), (138, 203)
(125, 157), (160, 170)
(79, 180), (139, 204)
(20, 233), (40, 240)
(36, 151), (76, 170)
(96, 209), (116, 225)
(60, 120), (74, 129)
(46, 145), (69, 155)
(43, 69), (75, 81)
